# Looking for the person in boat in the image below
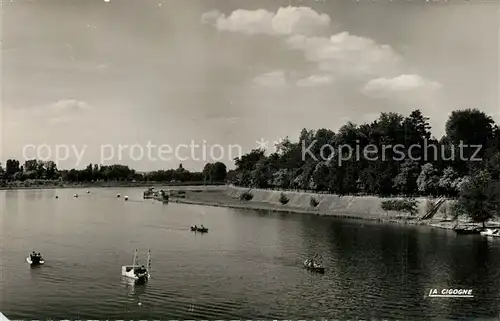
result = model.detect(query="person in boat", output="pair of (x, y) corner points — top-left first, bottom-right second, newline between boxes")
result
(138, 265), (147, 274)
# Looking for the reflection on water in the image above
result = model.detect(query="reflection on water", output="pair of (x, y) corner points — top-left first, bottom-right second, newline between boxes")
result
(122, 277), (148, 298)
(1, 188), (500, 320)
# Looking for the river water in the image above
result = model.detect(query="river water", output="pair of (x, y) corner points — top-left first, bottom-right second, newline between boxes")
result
(1, 188), (500, 320)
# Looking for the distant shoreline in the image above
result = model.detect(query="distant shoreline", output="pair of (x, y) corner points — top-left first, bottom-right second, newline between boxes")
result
(0, 181), (225, 191)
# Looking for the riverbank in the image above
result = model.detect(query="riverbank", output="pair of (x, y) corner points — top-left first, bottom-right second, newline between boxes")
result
(0, 180), (224, 191)
(168, 185), (500, 230)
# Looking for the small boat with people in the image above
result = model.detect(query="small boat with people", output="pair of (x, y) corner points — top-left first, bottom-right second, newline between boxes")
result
(453, 225), (482, 235)
(304, 256), (325, 273)
(144, 187), (169, 203)
(143, 187), (156, 199)
(26, 251), (45, 265)
(121, 249), (151, 282)
(191, 225), (208, 233)
(480, 228), (500, 237)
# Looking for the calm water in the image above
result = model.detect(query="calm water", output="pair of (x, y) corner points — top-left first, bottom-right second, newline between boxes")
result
(1, 188), (500, 320)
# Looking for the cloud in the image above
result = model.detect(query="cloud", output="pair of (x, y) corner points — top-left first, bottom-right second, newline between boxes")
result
(272, 6), (330, 35)
(296, 74), (333, 87)
(201, 6), (330, 36)
(286, 32), (401, 79)
(6, 99), (94, 126)
(361, 74), (442, 98)
(252, 70), (288, 88)
(201, 10), (223, 25)
(50, 99), (92, 112)
(203, 5), (443, 132)
(203, 6), (406, 82)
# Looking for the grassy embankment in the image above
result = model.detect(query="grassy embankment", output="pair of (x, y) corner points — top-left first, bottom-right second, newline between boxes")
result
(167, 185), (500, 230)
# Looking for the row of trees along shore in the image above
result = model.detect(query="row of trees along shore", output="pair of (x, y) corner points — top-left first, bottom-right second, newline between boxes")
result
(0, 109), (499, 224)
(227, 109), (500, 225)
(0, 162), (228, 185)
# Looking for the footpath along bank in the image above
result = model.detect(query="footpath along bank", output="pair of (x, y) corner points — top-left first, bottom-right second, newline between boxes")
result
(164, 185), (499, 230)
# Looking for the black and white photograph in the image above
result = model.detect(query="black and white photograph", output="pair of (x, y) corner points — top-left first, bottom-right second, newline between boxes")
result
(1, 0), (500, 319)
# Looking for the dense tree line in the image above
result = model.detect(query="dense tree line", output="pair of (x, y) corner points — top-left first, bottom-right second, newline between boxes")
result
(0, 161), (228, 184)
(228, 109), (500, 223)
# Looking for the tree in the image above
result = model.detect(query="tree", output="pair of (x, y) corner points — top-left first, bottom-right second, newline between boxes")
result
(203, 162), (227, 182)
(24, 159), (38, 172)
(393, 160), (420, 195)
(5, 159), (20, 178)
(210, 162), (227, 182)
(251, 158), (273, 188)
(309, 162), (330, 191)
(272, 169), (291, 189)
(445, 109), (495, 174)
(437, 166), (460, 196)
(485, 152), (500, 180)
(226, 169), (237, 183)
(44, 161), (58, 179)
(233, 149), (266, 187)
(455, 170), (500, 227)
(445, 109), (495, 146)
(417, 163), (440, 195)
(202, 163), (213, 182)
(402, 109), (432, 161)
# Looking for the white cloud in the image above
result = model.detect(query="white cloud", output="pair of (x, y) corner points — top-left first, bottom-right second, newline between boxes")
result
(201, 10), (222, 25)
(286, 32), (401, 79)
(296, 74), (333, 87)
(6, 99), (93, 127)
(272, 6), (330, 36)
(202, 6), (330, 36)
(203, 5), (443, 128)
(203, 7), (405, 82)
(252, 70), (288, 88)
(51, 99), (92, 112)
(362, 74), (442, 98)
(216, 9), (276, 35)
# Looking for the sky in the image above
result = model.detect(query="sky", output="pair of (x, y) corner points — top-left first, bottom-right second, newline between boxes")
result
(1, 0), (499, 171)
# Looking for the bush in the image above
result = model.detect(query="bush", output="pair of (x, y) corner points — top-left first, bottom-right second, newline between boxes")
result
(310, 197), (319, 207)
(279, 193), (289, 205)
(381, 198), (418, 215)
(449, 201), (461, 220)
(239, 191), (253, 201)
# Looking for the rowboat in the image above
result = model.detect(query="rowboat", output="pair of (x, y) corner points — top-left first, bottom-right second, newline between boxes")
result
(304, 259), (325, 273)
(26, 252), (45, 265)
(121, 249), (151, 282)
(480, 228), (500, 237)
(191, 226), (208, 233)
